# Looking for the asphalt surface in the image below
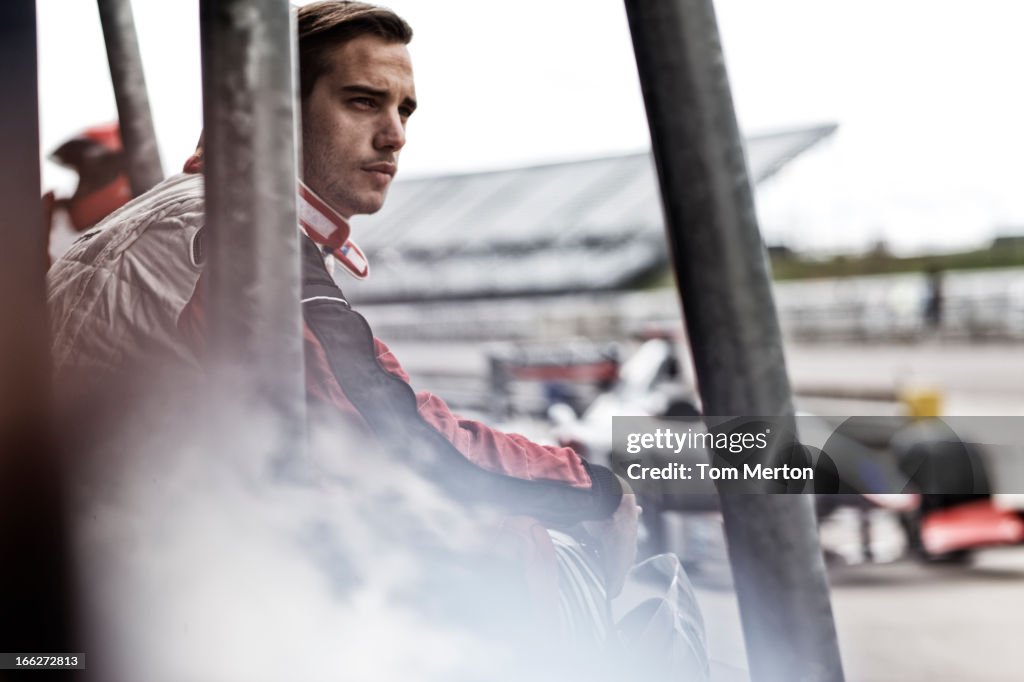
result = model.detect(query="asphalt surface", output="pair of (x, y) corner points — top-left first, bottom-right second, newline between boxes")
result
(785, 341), (1024, 416)
(694, 546), (1024, 682)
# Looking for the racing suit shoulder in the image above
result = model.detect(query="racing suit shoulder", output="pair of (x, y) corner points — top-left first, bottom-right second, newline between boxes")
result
(48, 172), (206, 382)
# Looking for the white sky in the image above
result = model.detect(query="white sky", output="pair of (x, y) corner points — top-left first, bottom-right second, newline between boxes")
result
(36, 0), (1024, 255)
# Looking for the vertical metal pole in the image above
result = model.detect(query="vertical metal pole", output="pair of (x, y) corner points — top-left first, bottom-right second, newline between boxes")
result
(199, 0), (305, 458)
(97, 0), (165, 196)
(623, 1), (845, 681)
(0, 0), (75, 653)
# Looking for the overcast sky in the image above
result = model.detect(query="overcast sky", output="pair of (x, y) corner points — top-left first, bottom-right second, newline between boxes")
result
(36, 0), (1024, 255)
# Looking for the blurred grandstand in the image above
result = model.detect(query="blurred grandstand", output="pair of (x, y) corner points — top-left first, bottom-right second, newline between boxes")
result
(346, 123), (838, 302)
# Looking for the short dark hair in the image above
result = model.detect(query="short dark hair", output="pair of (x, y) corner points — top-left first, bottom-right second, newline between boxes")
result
(298, 1), (413, 100)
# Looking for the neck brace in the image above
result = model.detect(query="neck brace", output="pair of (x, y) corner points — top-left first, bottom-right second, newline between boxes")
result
(297, 180), (369, 280)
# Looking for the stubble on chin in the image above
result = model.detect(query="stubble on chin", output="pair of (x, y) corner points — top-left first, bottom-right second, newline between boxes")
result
(355, 194), (387, 216)
(329, 183), (388, 218)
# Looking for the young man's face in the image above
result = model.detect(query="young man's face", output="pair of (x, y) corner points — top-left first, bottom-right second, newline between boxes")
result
(301, 34), (416, 218)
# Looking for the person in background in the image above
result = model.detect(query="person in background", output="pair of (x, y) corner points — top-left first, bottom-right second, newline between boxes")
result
(43, 122), (131, 264)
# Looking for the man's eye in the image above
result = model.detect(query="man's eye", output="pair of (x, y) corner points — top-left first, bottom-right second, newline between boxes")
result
(350, 97), (376, 109)
(399, 107), (414, 119)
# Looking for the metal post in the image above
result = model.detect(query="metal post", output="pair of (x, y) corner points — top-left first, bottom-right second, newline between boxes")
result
(97, 0), (165, 196)
(199, 0), (305, 458)
(623, 1), (845, 680)
(0, 0), (75, 653)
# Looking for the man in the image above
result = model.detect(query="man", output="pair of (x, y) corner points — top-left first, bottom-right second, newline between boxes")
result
(48, 0), (638, 604)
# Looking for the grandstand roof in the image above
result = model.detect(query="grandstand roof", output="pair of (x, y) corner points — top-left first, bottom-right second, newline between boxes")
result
(343, 123), (837, 302)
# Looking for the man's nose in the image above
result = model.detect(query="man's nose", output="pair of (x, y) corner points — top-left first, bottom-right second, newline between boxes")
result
(373, 110), (406, 152)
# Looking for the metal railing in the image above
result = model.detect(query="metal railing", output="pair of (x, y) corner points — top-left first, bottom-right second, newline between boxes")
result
(198, 0), (305, 459)
(624, 1), (844, 679)
(97, 0), (164, 196)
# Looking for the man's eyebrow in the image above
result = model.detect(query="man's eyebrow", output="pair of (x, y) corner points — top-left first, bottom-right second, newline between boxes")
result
(340, 84), (417, 113)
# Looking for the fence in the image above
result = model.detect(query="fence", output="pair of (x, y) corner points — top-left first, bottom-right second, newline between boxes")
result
(358, 267), (1024, 345)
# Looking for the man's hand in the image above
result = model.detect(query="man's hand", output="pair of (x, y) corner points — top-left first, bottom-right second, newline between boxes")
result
(582, 484), (641, 598)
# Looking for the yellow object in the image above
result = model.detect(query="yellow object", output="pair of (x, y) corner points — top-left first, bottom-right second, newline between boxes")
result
(901, 389), (943, 418)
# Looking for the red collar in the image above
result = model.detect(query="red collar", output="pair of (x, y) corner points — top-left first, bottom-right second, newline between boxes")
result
(297, 180), (369, 280)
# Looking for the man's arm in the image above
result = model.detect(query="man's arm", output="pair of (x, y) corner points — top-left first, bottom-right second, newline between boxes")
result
(373, 336), (621, 506)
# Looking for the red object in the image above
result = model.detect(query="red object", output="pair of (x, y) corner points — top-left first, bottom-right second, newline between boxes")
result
(50, 122), (131, 231)
(67, 175), (131, 230)
(297, 180), (369, 279)
(510, 361), (619, 383)
(82, 122), (122, 151)
(920, 500), (1024, 555)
